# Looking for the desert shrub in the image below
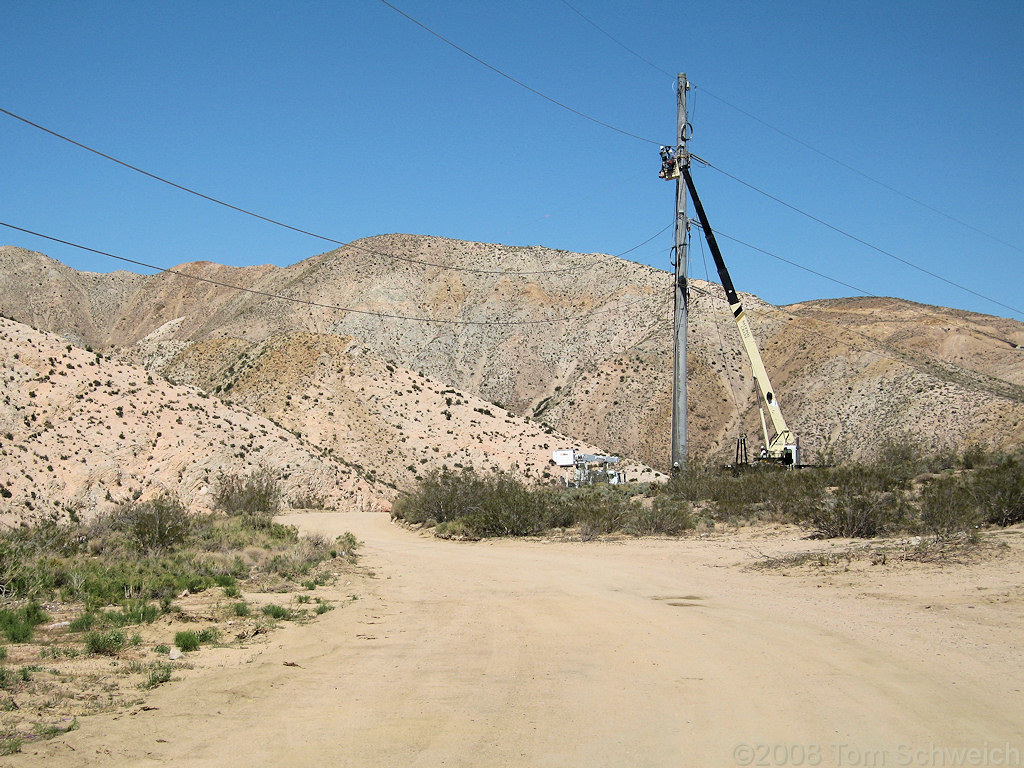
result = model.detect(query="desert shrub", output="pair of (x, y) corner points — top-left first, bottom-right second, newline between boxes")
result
(663, 461), (826, 523)
(174, 631), (200, 652)
(290, 489), (327, 509)
(393, 468), (564, 537)
(0, 603), (48, 643)
(68, 613), (96, 632)
(111, 493), (192, 551)
(141, 663), (173, 689)
(559, 489), (631, 540)
(920, 475), (982, 537)
(806, 484), (910, 538)
(626, 496), (693, 536)
(0, 734), (21, 756)
(261, 604), (290, 620)
(969, 451), (1024, 527)
(0, 619), (31, 644)
(232, 602), (250, 617)
(333, 532), (360, 562)
(85, 629), (125, 655)
(196, 627), (220, 643)
(104, 600), (160, 627)
(214, 467), (281, 527)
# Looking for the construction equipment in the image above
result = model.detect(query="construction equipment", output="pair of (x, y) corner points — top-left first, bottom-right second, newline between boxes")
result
(669, 160), (800, 466)
(551, 449), (624, 487)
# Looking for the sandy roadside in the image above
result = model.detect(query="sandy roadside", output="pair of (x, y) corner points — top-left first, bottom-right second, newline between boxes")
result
(9, 513), (1024, 767)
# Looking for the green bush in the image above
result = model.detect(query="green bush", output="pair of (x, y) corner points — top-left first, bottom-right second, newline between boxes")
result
(196, 627), (220, 643)
(0, 603), (48, 643)
(0, 735), (22, 756)
(104, 600), (160, 627)
(627, 496), (694, 536)
(806, 484), (909, 538)
(68, 613), (96, 632)
(112, 493), (192, 551)
(85, 630), (125, 656)
(232, 602), (250, 617)
(970, 452), (1024, 526)
(392, 468), (567, 537)
(174, 631), (200, 652)
(920, 476), (982, 537)
(261, 604), (289, 620)
(214, 467), (281, 526)
(141, 663), (173, 689)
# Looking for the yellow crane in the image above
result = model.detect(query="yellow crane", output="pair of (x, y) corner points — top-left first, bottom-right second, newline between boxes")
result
(672, 158), (800, 466)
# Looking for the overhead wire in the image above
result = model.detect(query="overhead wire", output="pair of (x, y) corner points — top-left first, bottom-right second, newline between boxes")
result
(690, 221), (874, 298)
(551, 4), (1024, 296)
(377, 0), (662, 146)
(556, 0), (675, 80)
(0, 105), (649, 277)
(3, 6), (1016, 319)
(697, 158), (1024, 319)
(693, 85), (1024, 257)
(0, 221), (664, 328)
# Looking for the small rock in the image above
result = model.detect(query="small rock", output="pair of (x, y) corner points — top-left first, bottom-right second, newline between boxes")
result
(168, 647), (183, 660)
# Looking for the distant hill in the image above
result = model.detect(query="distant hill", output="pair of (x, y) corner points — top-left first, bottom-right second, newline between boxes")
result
(2, 235), (1023, 489)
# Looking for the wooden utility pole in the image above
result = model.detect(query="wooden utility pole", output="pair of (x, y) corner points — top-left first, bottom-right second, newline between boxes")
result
(670, 73), (690, 471)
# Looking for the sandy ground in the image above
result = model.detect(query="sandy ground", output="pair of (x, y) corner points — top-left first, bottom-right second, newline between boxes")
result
(11, 513), (1024, 768)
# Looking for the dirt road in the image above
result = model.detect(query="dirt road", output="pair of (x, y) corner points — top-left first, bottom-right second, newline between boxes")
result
(15, 514), (1024, 767)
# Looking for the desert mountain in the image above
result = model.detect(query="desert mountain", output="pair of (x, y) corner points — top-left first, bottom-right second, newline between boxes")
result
(0, 317), (383, 524)
(2, 236), (1023, 480)
(0, 316), (649, 523)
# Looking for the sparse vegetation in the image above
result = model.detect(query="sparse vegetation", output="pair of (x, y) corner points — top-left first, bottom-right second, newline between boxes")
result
(214, 467), (281, 527)
(111, 493), (192, 551)
(392, 468), (690, 539)
(141, 663), (173, 689)
(394, 443), (1024, 541)
(85, 629), (126, 656)
(174, 630), (200, 652)
(261, 604), (290, 620)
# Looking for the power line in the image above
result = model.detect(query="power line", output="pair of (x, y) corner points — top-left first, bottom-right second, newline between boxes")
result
(690, 222), (874, 298)
(693, 85), (1024, 257)
(6, 95), (1015, 319)
(377, 0), (662, 146)
(0, 221), (662, 327)
(698, 159), (1024, 319)
(557, 0), (674, 80)
(543, 2), (1023, 259)
(689, 278), (1024, 408)
(0, 105), (661, 277)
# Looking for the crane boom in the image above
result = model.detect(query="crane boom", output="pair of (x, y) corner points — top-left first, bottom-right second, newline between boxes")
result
(681, 167), (799, 465)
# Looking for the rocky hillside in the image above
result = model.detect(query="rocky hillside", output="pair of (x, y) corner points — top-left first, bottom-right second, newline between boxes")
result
(0, 317), (387, 524)
(0, 316), (653, 523)
(2, 237), (1024, 473)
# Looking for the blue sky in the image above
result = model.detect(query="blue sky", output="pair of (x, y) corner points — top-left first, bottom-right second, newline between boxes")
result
(2, 0), (1022, 319)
